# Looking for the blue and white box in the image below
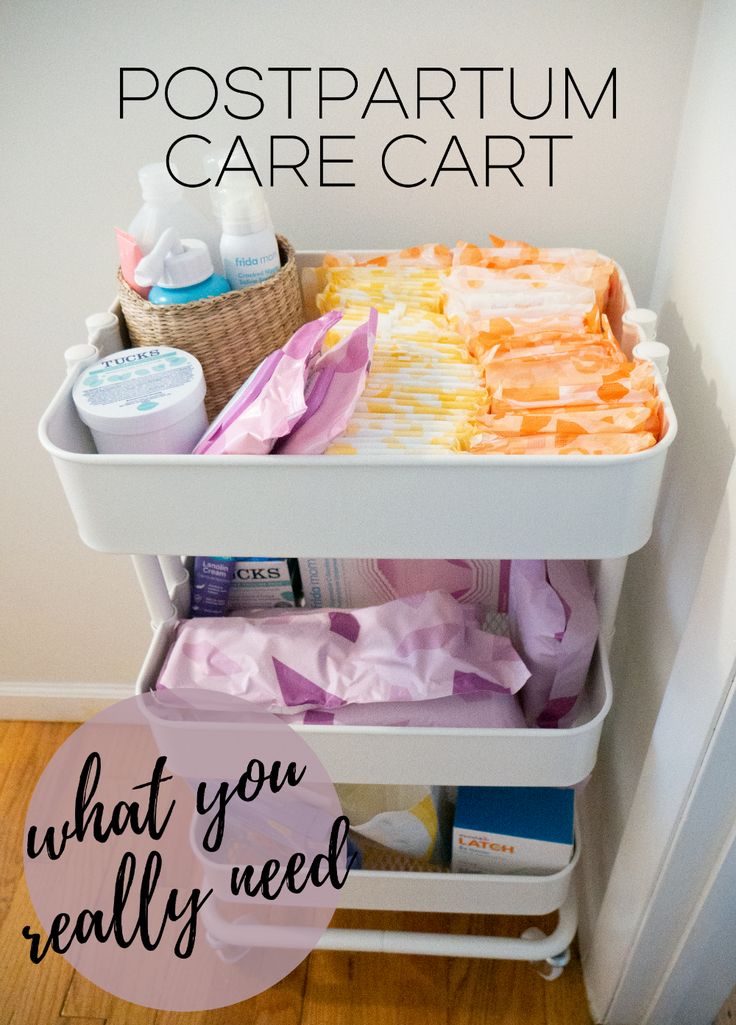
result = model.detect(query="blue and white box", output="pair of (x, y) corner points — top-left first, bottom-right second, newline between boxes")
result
(451, 787), (574, 876)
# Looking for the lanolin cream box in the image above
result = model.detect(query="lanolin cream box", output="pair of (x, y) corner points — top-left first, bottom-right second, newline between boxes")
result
(299, 559), (509, 611)
(451, 787), (574, 876)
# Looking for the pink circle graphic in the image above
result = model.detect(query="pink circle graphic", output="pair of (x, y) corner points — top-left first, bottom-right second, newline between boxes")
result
(23, 689), (349, 1011)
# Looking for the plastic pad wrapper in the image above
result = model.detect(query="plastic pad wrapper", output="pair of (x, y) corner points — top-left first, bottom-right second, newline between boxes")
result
(157, 591), (530, 713)
(488, 359), (658, 411)
(323, 244), (452, 269)
(508, 561), (599, 728)
(475, 337), (624, 366)
(470, 315), (621, 365)
(472, 403), (660, 438)
(285, 690), (525, 728)
(452, 237), (614, 308)
(442, 265), (596, 305)
(193, 311), (341, 454)
(459, 308), (602, 344)
(278, 309), (377, 454)
(317, 266), (443, 315)
(469, 431), (658, 455)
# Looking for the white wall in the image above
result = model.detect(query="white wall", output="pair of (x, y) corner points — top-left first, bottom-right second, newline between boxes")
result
(579, 0), (736, 1017)
(1, 0), (700, 687)
(593, 0), (736, 866)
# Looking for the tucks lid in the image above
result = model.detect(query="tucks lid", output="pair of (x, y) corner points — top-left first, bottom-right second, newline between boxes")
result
(134, 227), (214, 289)
(73, 347), (206, 437)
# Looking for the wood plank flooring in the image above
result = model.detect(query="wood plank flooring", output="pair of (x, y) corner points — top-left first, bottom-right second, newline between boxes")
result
(0, 722), (592, 1025)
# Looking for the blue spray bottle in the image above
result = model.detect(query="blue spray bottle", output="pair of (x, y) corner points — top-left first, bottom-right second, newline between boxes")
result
(134, 227), (231, 305)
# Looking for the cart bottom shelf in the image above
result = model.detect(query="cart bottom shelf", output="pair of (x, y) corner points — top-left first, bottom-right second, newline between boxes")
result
(336, 843), (579, 916)
(200, 852), (578, 917)
(202, 890), (578, 964)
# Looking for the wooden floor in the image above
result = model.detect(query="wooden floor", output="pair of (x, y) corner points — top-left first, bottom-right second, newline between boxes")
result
(0, 721), (592, 1025)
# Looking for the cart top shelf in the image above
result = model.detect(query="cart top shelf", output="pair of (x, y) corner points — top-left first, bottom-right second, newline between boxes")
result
(39, 252), (676, 559)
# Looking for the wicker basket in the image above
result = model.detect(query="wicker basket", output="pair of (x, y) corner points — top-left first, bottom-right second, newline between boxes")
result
(117, 235), (304, 419)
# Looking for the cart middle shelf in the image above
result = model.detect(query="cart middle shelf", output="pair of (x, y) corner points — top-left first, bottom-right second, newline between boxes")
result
(137, 617), (612, 788)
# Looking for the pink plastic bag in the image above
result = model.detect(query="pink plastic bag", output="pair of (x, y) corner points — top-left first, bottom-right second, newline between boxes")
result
(157, 591), (529, 713)
(508, 561), (599, 728)
(193, 311), (342, 455)
(278, 309), (377, 454)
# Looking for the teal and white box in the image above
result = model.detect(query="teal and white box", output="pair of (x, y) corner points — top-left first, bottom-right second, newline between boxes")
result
(451, 787), (574, 876)
(227, 558), (298, 611)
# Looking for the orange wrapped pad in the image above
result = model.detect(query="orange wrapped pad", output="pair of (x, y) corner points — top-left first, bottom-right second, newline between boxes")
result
(469, 432), (658, 455)
(474, 403), (661, 437)
(487, 359), (658, 411)
(453, 236), (614, 309)
(458, 307), (602, 345)
(469, 313), (618, 364)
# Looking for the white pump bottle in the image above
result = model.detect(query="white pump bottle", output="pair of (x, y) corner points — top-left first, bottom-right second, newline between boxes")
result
(129, 163), (222, 273)
(218, 183), (281, 291)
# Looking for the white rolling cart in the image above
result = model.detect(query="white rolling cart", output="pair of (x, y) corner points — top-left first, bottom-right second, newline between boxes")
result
(39, 251), (676, 976)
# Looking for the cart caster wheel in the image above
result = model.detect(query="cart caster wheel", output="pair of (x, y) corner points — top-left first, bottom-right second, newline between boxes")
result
(520, 927), (571, 980)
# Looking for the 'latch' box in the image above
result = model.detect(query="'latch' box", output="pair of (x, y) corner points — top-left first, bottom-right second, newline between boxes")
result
(452, 787), (574, 876)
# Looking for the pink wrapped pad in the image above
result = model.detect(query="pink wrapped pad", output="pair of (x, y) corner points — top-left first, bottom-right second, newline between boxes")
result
(278, 309), (377, 454)
(193, 310), (342, 455)
(157, 591), (530, 713)
(508, 561), (599, 728)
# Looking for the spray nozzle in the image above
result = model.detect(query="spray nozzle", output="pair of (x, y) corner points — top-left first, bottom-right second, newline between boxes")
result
(219, 183), (272, 235)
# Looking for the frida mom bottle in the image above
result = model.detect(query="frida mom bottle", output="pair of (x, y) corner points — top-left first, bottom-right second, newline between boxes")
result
(219, 184), (281, 291)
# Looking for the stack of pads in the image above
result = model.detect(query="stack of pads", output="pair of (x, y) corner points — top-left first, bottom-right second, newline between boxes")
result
(317, 247), (483, 455)
(316, 236), (664, 456)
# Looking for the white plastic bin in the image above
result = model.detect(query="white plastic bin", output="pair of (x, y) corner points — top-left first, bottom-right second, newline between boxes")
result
(136, 617), (612, 788)
(38, 254), (676, 560)
(195, 841), (579, 917)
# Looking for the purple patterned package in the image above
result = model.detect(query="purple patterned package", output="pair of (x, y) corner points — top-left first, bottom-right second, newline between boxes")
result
(156, 591), (529, 714)
(277, 309), (377, 455)
(508, 560), (599, 728)
(193, 310), (342, 455)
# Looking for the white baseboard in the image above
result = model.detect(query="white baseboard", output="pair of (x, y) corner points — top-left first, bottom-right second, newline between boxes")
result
(0, 681), (134, 722)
